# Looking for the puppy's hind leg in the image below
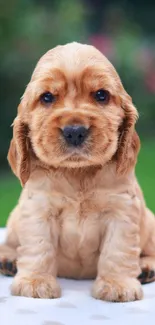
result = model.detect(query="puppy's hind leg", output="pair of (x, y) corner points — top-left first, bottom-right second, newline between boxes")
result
(139, 256), (155, 284)
(0, 245), (17, 276)
(138, 209), (155, 284)
(0, 206), (19, 276)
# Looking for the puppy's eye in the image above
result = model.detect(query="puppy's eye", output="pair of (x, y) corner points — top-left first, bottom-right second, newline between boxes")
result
(94, 89), (109, 103)
(40, 92), (55, 105)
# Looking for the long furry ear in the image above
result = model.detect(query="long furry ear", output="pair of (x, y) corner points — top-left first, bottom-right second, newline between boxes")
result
(7, 114), (30, 186)
(7, 139), (18, 177)
(116, 93), (140, 175)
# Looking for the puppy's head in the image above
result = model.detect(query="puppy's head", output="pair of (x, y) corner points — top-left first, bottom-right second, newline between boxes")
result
(8, 42), (140, 185)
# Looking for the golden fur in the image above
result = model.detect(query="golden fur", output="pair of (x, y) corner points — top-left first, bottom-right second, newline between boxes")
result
(0, 42), (155, 302)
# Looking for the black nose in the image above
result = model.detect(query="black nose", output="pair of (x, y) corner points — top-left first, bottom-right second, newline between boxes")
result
(63, 125), (88, 146)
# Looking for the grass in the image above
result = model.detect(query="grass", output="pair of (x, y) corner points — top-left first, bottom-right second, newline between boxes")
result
(0, 174), (21, 227)
(0, 141), (154, 227)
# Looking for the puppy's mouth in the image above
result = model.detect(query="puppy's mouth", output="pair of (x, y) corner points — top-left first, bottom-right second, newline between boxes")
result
(61, 144), (92, 164)
(59, 150), (94, 168)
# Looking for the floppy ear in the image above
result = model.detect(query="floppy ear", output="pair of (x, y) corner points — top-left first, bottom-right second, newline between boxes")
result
(7, 112), (30, 186)
(116, 93), (140, 175)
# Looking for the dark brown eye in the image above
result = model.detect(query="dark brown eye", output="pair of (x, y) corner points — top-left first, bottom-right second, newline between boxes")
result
(40, 92), (55, 105)
(94, 89), (109, 103)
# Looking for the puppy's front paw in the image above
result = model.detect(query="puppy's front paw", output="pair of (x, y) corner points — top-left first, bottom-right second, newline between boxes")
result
(11, 274), (61, 298)
(92, 277), (143, 302)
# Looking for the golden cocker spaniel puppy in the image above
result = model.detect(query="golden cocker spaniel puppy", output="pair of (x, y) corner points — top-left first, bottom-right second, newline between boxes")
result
(0, 42), (155, 302)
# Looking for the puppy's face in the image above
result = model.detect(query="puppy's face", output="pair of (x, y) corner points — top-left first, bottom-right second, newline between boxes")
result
(8, 43), (140, 184)
(20, 43), (125, 167)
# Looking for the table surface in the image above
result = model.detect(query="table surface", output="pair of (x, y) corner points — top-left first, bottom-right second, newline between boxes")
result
(1, 228), (155, 325)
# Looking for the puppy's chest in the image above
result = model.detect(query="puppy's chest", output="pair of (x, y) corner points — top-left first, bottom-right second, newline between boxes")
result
(55, 187), (107, 258)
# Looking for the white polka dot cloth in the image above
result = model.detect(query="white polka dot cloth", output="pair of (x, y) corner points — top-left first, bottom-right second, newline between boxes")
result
(0, 228), (155, 325)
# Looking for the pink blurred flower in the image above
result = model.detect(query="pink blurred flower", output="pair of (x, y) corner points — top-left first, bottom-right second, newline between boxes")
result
(89, 34), (114, 58)
(136, 47), (154, 72)
(145, 69), (155, 93)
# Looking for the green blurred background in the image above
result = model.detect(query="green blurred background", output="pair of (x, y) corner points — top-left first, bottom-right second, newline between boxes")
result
(0, 0), (155, 227)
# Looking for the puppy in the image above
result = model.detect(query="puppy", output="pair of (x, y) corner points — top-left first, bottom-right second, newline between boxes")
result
(0, 42), (155, 302)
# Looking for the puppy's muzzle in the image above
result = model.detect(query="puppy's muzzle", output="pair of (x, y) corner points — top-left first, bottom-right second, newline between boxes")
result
(62, 125), (88, 146)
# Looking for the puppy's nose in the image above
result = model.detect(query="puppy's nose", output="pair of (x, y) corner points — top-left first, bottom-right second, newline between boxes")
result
(63, 125), (88, 146)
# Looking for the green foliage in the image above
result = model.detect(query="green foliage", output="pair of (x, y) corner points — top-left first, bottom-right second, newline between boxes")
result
(0, 173), (21, 227)
(136, 141), (155, 211)
(112, 30), (155, 137)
